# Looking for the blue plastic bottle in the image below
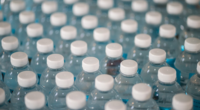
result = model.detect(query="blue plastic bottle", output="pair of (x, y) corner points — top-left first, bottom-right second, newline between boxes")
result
(105, 100), (126, 110)
(0, 81), (11, 104)
(151, 0), (168, 14)
(152, 67), (183, 110)
(127, 83), (159, 110)
(31, 0), (44, 22)
(0, 88), (9, 109)
(172, 93), (193, 110)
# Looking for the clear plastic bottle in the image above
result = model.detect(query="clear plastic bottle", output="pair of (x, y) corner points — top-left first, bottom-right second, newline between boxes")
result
(0, 11), (3, 21)
(0, 22), (11, 40)
(1, 0), (11, 21)
(183, 0), (200, 21)
(31, 0), (44, 22)
(105, 100), (126, 110)
(117, 0), (132, 19)
(62, 0), (78, 23)
(0, 81), (11, 104)
(151, 0), (168, 14)
(0, 88), (9, 109)
(152, 67), (183, 110)
(127, 83), (160, 110)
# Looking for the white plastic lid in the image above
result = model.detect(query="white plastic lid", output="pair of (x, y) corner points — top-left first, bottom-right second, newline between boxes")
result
(56, 71), (74, 88)
(159, 24), (176, 38)
(105, 100), (126, 110)
(27, 23), (43, 37)
(106, 43), (122, 58)
(184, 37), (200, 52)
(121, 19), (138, 33)
(167, 2), (183, 15)
(149, 49), (166, 64)
(47, 54), (64, 69)
(93, 28), (110, 42)
(187, 15), (200, 29)
(0, 88), (5, 104)
(71, 40), (87, 56)
(158, 67), (176, 83)
(172, 93), (193, 110)
(64, 0), (78, 5)
(10, 0), (25, 13)
(18, 71), (37, 88)
(145, 11), (162, 25)
(0, 22), (11, 36)
(81, 15), (98, 29)
(1, 36), (19, 51)
(134, 34), (151, 48)
(98, 0), (113, 10)
(153, 0), (168, 4)
(73, 2), (89, 16)
(66, 91), (86, 109)
(50, 12), (67, 27)
(82, 57), (99, 72)
(132, 0), (148, 12)
(132, 83), (152, 101)
(25, 91), (45, 109)
(120, 60), (138, 76)
(37, 38), (53, 53)
(186, 0), (200, 5)
(0, 11), (3, 21)
(60, 26), (77, 40)
(108, 8), (125, 21)
(33, 0), (44, 4)
(42, 1), (57, 14)
(11, 52), (28, 67)
(197, 62), (200, 74)
(19, 11), (35, 24)
(95, 74), (114, 92)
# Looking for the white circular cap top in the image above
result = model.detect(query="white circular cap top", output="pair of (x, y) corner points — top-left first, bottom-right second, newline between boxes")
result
(149, 49), (166, 64)
(33, 0), (44, 4)
(159, 24), (176, 38)
(95, 74), (114, 92)
(132, 0), (148, 12)
(187, 15), (200, 29)
(60, 26), (77, 40)
(172, 93), (193, 110)
(108, 8), (125, 21)
(106, 43), (122, 58)
(18, 71), (37, 88)
(145, 11), (162, 25)
(134, 34), (151, 48)
(73, 2), (89, 16)
(1, 36), (19, 51)
(47, 54), (64, 69)
(184, 38), (200, 52)
(120, 60), (138, 76)
(10, 0), (25, 13)
(81, 15), (98, 29)
(121, 19), (138, 33)
(0, 22), (11, 36)
(50, 12), (67, 27)
(19, 11), (35, 24)
(98, 0), (113, 10)
(27, 23), (43, 37)
(105, 100), (126, 110)
(153, 0), (168, 4)
(158, 67), (176, 83)
(132, 83), (152, 101)
(42, 1), (57, 14)
(0, 88), (5, 104)
(197, 62), (200, 74)
(25, 91), (45, 109)
(186, 0), (200, 5)
(11, 52), (28, 67)
(0, 11), (3, 21)
(56, 71), (74, 88)
(167, 2), (183, 15)
(93, 28), (110, 42)
(82, 57), (99, 72)
(37, 38), (53, 53)
(64, 0), (78, 5)
(71, 40), (87, 56)
(66, 91), (86, 109)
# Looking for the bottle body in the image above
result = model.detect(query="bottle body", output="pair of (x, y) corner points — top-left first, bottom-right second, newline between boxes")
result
(107, 20), (121, 42)
(0, 81), (11, 103)
(45, 26), (62, 46)
(79, 29), (94, 44)
(139, 24), (159, 42)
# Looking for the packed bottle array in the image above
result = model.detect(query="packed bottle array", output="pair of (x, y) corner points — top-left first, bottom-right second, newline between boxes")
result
(0, 0), (200, 110)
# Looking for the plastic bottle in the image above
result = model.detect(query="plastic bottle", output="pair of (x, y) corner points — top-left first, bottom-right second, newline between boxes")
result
(84, 0), (97, 15)
(183, 0), (200, 20)
(0, 22), (11, 40)
(62, 0), (78, 23)
(31, 0), (44, 22)
(151, 0), (168, 14)
(1, 0), (11, 20)
(0, 11), (3, 21)
(0, 88), (9, 109)
(117, 0), (132, 19)
(105, 100), (126, 110)
(0, 81), (11, 104)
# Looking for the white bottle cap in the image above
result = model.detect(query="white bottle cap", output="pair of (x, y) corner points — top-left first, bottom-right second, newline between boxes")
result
(186, 0), (200, 5)
(1, 36), (19, 51)
(184, 37), (200, 52)
(25, 91), (45, 109)
(106, 43), (122, 58)
(187, 15), (200, 29)
(0, 11), (3, 21)
(71, 40), (87, 56)
(132, 83), (152, 101)
(0, 22), (11, 36)
(95, 74), (114, 92)
(64, 0), (78, 5)
(98, 0), (113, 10)
(37, 38), (53, 53)
(149, 49), (166, 64)
(158, 67), (176, 83)
(134, 34), (151, 48)
(47, 54), (64, 69)
(172, 93), (193, 110)
(81, 15), (98, 29)
(145, 11), (162, 25)
(82, 57), (99, 72)
(153, 0), (168, 4)
(42, 1), (57, 14)
(60, 26), (77, 40)
(66, 91), (86, 109)
(120, 60), (138, 76)
(159, 24), (176, 38)
(132, 0), (148, 12)
(108, 8), (125, 21)
(33, 0), (44, 4)
(197, 62), (200, 74)
(0, 88), (5, 104)
(167, 2), (183, 15)
(93, 28), (110, 42)
(27, 23), (43, 37)
(19, 11), (35, 24)
(56, 71), (74, 88)
(73, 2), (89, 16)
(121, 19), (138, 33)
(11, 52), (28, 67)
(50, 12), (67, 27)
(18, 71), (37, 88)
(105, 100), (126, 110)
(10, 0), (25, 13)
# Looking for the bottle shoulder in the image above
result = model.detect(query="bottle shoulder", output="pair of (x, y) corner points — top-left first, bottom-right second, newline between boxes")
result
(127, 98), (159, 109)
(49, 86), (77, 97)
(115, 73), (143, 84)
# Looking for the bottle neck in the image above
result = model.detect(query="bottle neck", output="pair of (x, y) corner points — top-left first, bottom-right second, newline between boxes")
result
(13, 64), (28, 69)
(158, 80), (176, 86)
